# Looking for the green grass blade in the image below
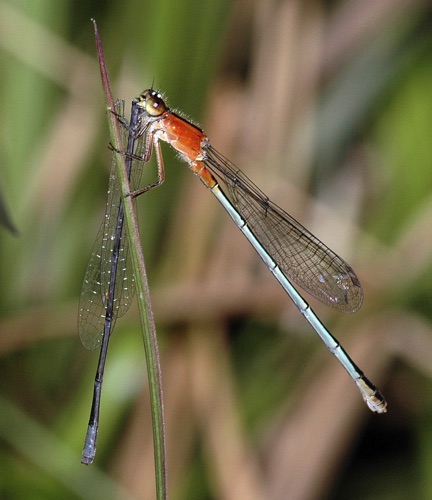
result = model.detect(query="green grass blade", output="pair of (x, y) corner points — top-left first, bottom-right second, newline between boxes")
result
(92, 19), (167, 499)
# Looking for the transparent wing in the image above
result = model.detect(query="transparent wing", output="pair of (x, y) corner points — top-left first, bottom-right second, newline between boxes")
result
(78, 101), (145, 350)
(204, 146), (363, 312)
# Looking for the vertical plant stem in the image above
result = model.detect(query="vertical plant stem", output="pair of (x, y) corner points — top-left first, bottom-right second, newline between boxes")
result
(92, 19), (167, 499)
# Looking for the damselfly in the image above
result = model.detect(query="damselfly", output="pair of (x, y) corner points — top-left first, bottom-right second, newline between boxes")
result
(130, 88), (385, 409)
(79, 89), (387, 464)
(78, 99), (148, 464)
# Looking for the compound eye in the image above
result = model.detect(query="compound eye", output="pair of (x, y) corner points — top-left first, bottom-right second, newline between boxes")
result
(145, 91), (167, 117)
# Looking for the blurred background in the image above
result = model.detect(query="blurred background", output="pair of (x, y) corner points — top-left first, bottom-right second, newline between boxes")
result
(1, 0), (432, 498)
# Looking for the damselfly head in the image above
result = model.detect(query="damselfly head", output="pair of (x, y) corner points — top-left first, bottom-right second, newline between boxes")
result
(135, 89), (168, 117)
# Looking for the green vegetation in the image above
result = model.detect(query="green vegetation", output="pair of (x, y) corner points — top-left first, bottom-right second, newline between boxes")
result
(1, 1), (432, 498)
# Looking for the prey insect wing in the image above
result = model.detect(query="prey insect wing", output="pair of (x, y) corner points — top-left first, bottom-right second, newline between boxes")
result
(78, 101), (145, 350)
